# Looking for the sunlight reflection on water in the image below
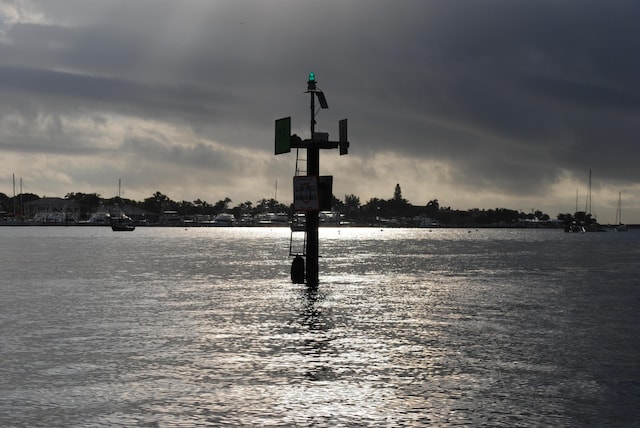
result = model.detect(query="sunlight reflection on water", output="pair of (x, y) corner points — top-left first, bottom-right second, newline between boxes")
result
(0, 227), (638, 426)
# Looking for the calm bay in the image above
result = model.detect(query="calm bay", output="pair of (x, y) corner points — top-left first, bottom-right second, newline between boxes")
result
(1, 227), (638, 426)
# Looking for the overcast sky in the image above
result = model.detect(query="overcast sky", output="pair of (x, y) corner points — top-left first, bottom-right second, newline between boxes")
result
(1, 0), (638, 223)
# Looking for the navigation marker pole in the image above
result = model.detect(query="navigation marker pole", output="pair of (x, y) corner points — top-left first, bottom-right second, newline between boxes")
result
(274, 73), (350, 287)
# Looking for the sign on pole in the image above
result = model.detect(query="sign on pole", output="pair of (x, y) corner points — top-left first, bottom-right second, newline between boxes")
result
(339, 118), (348, 155)
(293, 176), (319, 211)
(275, 117), (291, 155)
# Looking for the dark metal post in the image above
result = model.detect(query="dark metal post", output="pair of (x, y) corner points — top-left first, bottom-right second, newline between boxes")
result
(306, 86), (320, 287)
(278, 73), (348, 287)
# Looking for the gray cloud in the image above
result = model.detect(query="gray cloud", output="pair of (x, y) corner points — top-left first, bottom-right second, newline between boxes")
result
(0, 0), (639, 221)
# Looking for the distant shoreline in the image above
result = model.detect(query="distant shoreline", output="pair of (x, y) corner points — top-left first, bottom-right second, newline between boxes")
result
(1, 222), (637, 230)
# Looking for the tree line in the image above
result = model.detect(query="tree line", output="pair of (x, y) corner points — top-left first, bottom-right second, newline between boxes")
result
(1, 183), (583, 227)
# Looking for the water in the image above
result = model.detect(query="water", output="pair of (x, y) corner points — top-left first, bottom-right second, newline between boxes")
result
(1, 227), (638, 427)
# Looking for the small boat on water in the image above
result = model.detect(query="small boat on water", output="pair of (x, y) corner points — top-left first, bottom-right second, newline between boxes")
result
(111, 213), (135, 231)
(565, 222), (586, 233)
(111, 222), (135, 231)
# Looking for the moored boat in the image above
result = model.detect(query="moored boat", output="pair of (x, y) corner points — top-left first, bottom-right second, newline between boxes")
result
(565, 222), (586, 233)
(211, 213), (236, 227)
(111, 222), (135, 231)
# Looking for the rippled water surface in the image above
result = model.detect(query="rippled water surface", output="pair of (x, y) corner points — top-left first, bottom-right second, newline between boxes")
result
(1, 227), (639, 426)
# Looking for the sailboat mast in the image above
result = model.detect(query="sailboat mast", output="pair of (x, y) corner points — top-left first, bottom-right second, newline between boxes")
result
(618, 192), (622, 224)
(12, 173), (16, 219)
(584, 169), (592, 215)
(20, 177), (23, 218)
(589, 170), (592, 214)
(616, 192), (622, 224)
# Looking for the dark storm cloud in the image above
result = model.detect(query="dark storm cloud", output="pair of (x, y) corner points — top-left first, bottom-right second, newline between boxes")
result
(1, 0), (639, 218)
(121, 136), (234, 171)
(0, 65), (226, 120)
(330, 0), (640, 192)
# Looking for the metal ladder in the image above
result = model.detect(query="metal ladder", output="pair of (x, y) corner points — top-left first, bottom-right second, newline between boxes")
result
(289, 148), (307, 256)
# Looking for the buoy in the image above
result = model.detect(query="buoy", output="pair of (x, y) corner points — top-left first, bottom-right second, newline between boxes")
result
(291, 255), (305, 284)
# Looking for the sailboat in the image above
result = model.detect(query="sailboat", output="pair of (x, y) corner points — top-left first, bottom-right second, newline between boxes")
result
(111, 179), (135, 231)
(614, 192), (628, 232)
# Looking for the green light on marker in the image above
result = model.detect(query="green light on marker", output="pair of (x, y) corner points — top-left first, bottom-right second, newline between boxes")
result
(308, 72), (315, 82)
